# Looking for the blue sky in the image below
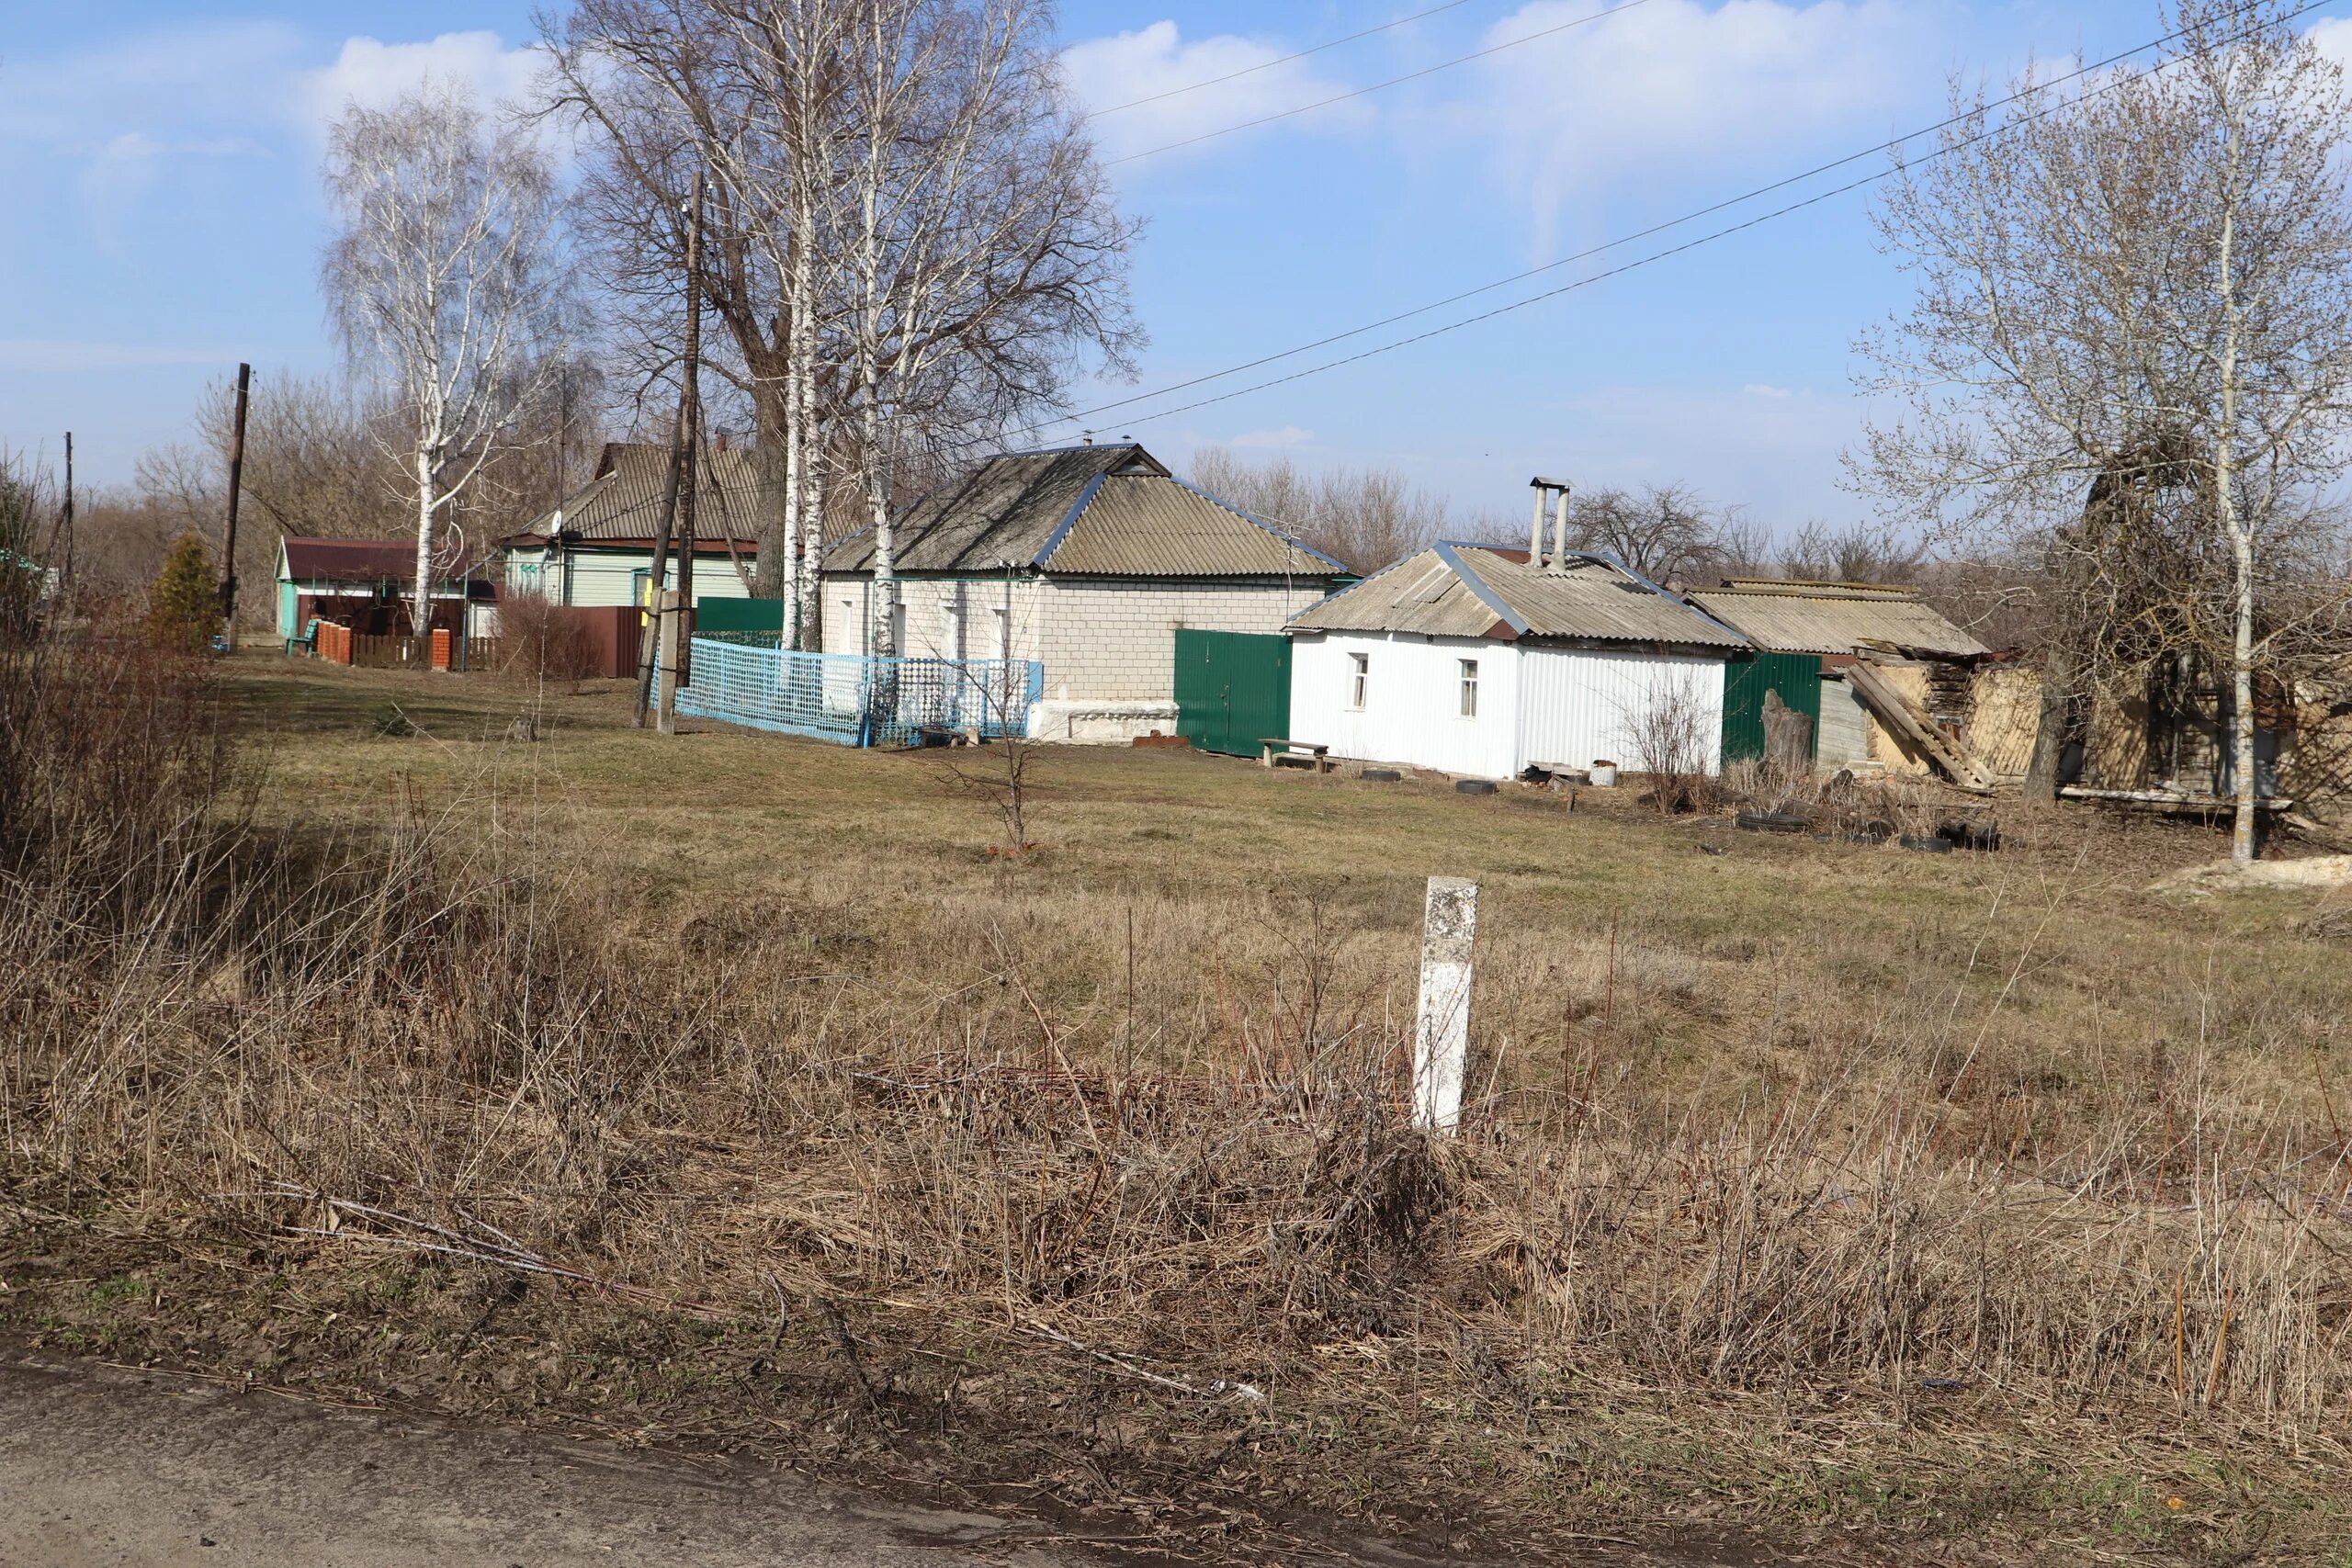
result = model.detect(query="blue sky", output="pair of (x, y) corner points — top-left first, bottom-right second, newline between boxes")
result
(8, 0), (2345, 535)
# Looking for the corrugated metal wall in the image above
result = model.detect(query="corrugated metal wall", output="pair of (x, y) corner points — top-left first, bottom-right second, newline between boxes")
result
(1173, 630), (1291, 756)
(1720, 652), (1824, 763)
(1516, 648), (1727, 777)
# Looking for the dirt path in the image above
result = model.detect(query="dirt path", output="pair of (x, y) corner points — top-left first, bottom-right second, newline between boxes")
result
(0, 1354), (1080, 1568)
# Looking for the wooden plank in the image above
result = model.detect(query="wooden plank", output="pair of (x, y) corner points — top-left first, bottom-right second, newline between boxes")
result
(1846, 662), (1995, 794)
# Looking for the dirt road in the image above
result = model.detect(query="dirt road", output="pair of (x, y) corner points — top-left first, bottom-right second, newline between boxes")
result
(0, 1355), (1077, 1567)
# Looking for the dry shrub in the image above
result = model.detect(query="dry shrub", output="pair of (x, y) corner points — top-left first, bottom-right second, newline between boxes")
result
(5, 652), (2349, 1549)
(1617, 667), (1719, 815)
(494, 589), (598, 682)
(0, 608), (233, 928)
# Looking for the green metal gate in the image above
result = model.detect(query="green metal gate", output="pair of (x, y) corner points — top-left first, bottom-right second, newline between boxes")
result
(1173, 630), (1291, 757)
(1720, 652), (1824, 764)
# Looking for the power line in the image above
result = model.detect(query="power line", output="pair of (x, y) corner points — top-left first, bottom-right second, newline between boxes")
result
(1102, 0), (1657, 167)
(1037, 0), (2341, 440)
(1088, 0), (1484, 118)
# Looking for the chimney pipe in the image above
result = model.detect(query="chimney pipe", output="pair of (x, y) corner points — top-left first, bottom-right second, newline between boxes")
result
(1527, 488), (1547, 569)
(1550, 481), (1573, 570)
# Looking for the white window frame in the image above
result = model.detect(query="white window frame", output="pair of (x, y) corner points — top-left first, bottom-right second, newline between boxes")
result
(1458, 658), (1479, 719)
(1348, 651), (1369, 711)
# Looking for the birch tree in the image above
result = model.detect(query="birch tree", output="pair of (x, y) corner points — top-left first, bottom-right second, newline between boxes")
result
(834, 0), (1139, 658)
(322, 85), (570, 632)
(545, 0), (845, 636)
(1853, 0), (2352, 862)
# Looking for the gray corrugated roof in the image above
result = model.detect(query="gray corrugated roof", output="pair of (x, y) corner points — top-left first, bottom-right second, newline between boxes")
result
(507, 444), (763, 546)
(1289, 545), (1748, 649)
(823, 443), (1343, 579)
(1690, 581), (1988, 658)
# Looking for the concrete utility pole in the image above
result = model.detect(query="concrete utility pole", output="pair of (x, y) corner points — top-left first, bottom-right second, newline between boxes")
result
(1414, 875), (1478, 1134)
(220, 363), (251, 647)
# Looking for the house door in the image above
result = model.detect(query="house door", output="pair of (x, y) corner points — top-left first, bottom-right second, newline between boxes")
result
(1173, 630), (1291, 757)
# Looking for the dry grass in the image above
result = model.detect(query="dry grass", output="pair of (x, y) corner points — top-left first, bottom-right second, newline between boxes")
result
(6, 647), (2352, 1562)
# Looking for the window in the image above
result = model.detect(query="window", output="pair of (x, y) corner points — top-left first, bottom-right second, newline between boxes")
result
(1348, 651), (1369, 710)
(1458, 659), (1479, 718)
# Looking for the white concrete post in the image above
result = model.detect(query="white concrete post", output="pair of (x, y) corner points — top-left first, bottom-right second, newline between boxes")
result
(1527, 489), (1547, 569)
(653, 589), (684, 737)
(1414, 875), (1478, 1134)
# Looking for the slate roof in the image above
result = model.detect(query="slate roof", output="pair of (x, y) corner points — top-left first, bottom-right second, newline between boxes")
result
(823, 443), (1345, 579)
(1689, 580), (1988, 659)
(505, 443), (763, 547)
(1289, 544), (1748, 649)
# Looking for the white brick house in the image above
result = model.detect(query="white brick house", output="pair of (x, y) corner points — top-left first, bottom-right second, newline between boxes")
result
(822, 443), (1347, 741)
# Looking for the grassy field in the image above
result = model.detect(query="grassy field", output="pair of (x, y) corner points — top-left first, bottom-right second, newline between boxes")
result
(8, 648), (2352, 1565)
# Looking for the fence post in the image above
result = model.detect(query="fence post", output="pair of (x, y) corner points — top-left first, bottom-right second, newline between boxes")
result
(1414, 875), (1478, 1134)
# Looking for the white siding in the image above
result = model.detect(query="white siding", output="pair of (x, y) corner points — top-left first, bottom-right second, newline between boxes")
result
(1291, 633), (1729, 779)
(1289, 631), (1521, 778)
(1515, 646), (1726, 777)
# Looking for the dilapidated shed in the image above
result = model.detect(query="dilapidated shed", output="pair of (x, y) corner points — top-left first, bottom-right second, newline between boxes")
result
(1690, 579), (2007, 787)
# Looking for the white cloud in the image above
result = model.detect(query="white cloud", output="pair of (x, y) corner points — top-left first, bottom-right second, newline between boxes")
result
(1227, 424), (1317, 449)
(1464, 0), (1920, 253)
(2307, 15), (2352, 67)
(1742, 382), (1794, 399)
(300, 31), (548, 134)
(1061, 21), (1373, 165)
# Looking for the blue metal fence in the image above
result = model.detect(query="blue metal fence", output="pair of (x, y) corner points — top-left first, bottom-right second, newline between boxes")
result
(678, 638), (1044, 748)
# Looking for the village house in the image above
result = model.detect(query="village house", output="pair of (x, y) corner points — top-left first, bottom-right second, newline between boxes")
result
(821, 441), (1348, 742)
(274, 536), (495, 642)
(497, 443), (763, 611)
(1283, 537), (1750, 780)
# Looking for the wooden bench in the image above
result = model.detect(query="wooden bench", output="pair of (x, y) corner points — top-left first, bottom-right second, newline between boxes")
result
(1260, 738), (1334, 773)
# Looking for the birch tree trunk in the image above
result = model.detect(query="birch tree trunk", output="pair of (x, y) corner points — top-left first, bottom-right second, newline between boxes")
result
(413, 446), (438, 635)
(2213, 128), (2257, 865)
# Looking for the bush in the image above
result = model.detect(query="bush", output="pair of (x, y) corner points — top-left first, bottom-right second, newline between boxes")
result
(494, 589), (598, 683)
(146, 531), (218, 655)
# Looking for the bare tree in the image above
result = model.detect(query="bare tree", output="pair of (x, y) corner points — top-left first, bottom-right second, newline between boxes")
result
(546, 0), (1137, 658)
(1854, 0), (2352, 862)
(1186, 448), (1446, 571)
(836, 0), (1141, 657)
(1565, 482), (1746, 586)
(1774, 518), (1928, 584)
(322, 82), (571, 634)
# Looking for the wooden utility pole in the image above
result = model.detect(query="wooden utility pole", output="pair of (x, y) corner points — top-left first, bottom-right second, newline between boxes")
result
(57, 431), (74, 586)
(219, 363), (250, 648)
(636, 171), (705, 730)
